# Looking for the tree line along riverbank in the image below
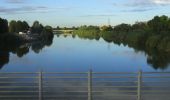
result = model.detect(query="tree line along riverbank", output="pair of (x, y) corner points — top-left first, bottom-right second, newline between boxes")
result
(73, 15), (170, 53)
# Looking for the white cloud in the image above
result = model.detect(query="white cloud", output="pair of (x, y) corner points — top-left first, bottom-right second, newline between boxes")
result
(121, 0), (170, 12)
(152, 0), (170, 4)
(4, 0), (27, 3)
(125, 0), (170, 7)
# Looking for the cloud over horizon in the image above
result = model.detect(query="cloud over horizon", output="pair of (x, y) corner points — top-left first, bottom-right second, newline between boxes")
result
(0, 6), (49, 15)
(4, 0), (27, 3)
(124, 0), (170, 7)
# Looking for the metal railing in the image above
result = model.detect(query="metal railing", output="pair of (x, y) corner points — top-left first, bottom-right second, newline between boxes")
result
(0, 70), (170, 100)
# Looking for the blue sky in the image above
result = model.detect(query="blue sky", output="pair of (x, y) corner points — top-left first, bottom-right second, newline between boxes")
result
(0, 0), (170, 27)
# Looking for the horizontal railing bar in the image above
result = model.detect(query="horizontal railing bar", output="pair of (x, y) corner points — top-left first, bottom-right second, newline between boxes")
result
(93, 86), (137, 88)
(43, 77), (87, 78)
(142, 91), (170, 93)
(43, 86), (87, 88)
(93, 91), (137, 93)
(142, 90), (170, 92)
(143, 76), (170, 78)
(0, 76), (138, 79)
(143, 72), (170, 74)
(0, 82), (38, 84)
(42, 81), (137, 84)
(40, 95), (88, 97)
(0, 95), (138, 97)
(0, 77), (38, 79)
(93, 94), (137, 96)
(92, 76), (137, 78)
(43, 81), (87, 83)
(42, 72), (88, 74)
(92, 72), (138, 74)
(42, 86), (137, 88)
(40, 90), (137, 93)
(0, 72), (39, 74)
(142, 86), (170, 88)
(42, 95), (137, 97)
(0, 86), (39, 88)
(0, 72), (169, 74)
(141, 94), (170, 96)
(0, 91), (39, 93)
(142, 81), (170, 83)
(0, 96), (38, 98)
(92, 72), (137, 74)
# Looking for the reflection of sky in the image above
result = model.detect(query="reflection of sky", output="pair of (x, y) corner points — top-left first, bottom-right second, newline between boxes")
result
(1, 35), (170, 72)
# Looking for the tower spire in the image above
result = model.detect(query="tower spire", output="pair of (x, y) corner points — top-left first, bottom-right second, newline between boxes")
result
(108, 18), (110, 26)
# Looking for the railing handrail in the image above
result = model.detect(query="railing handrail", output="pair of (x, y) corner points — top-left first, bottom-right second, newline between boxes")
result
(0, 70), (170, 100)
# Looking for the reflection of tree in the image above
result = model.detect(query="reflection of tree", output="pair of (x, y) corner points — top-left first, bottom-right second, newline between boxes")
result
(0, 51), (9, 69)
(0, 35), (54, 69)
(16, 46), (29, 58)
(76, 33), (170, 70)
(72, 34), (76, 38)
(45, 39), (53, 47)
(31, 38), (53, 53)
(31, 42), (45, 53)
(146, 50), (170, 70)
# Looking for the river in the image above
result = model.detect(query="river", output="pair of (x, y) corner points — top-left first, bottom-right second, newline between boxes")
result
(0, 34), (170, 72)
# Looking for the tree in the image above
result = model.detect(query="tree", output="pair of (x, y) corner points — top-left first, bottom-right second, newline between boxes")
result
(56, 26), (60, 30)
(16, 21), (24, 33)
(41, 25), (54, 40)
(132, 22), (148, 31)
(22, 21), (29, 31)
(0, 17), (8, 34)
(31, 21), (44, 34)
(100, 25), (113, 31)
(9, 20), (17, 33)
(113, 23), (131, 32)
(148, 15), (169, 34)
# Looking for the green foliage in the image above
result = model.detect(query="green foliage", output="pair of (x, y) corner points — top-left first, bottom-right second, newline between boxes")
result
(100, 25), (113, 31)
(113, 23), (131, 32)
(125, 32), (147, 45)
(31, 21), (44, 34)
(148, 15), (170, 34)
(9, 20), (29, 33)
(166, 42), (170, 52)
(100, 31), (114, 42)
(145, 35), (162, 49)
(9, 20), (17, 33)
(73, 25), (100, 40)
(132, 22), (148, 31)
(41, 25), (54, 40)
(157, 37), (170, 51)
(0, 17), (8, 34)
(0, 33), (24, 45)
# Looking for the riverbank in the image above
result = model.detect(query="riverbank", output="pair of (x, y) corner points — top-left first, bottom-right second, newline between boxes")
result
(73, 15), (170, 53)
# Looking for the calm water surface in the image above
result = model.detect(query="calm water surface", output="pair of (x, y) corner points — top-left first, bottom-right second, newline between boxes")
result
(1, 34), (170, 72)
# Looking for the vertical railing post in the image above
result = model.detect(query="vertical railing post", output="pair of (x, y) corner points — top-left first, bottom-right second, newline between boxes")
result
(137, 70), (142, 100)
(39, 70), (43, 100)
(88, 70), (92, 100)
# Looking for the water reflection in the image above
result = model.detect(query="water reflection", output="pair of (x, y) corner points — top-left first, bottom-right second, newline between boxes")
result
(0, 51), (9, 69)
(0, 38), (53, 69)
(0, 34), (170, 71)
(75, 34), (170, 70)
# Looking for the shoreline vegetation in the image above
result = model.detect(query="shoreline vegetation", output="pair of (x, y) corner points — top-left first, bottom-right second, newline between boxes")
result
(0, 18), (54, 47)
(73, 15), (170, 53)
(71, 15), (170, 69)
(0, 17), (54, 69)
(1, 15), (170, 69)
